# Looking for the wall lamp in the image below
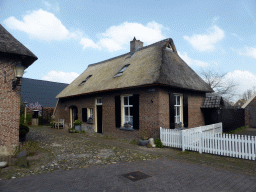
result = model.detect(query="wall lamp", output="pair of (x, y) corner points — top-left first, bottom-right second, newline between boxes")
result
(12, 62), (25, 91)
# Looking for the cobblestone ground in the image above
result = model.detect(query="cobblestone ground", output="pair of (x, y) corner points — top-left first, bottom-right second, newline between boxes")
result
(0, 127), (161, 180)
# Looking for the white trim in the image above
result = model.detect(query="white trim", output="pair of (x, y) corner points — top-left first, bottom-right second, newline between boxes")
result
(242, 92), (256, 108)
(121, 94), (133, 127)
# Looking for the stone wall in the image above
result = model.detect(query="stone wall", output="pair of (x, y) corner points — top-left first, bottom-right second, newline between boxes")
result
(0, 56), (21, 156)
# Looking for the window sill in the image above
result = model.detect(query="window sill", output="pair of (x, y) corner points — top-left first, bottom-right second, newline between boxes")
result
(120, 127), (134, 131)
(86, 122), (93, 124)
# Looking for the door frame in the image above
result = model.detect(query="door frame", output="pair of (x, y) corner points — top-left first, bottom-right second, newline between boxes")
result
(95, 98), (102, 133)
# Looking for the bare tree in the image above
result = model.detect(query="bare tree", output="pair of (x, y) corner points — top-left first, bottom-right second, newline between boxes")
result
(200, 68), (239, 101)
(241, 86), (256, 100)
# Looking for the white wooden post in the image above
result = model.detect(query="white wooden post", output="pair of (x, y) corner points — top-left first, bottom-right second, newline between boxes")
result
(199, 131), (202, 154)
(160, 127), (162, 144)
(182, 130), (185, 152)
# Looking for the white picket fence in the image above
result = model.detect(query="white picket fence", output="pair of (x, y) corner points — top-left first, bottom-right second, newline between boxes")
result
(160, 123), (256, 160)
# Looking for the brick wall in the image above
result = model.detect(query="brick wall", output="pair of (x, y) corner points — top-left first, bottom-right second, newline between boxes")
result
(0, 56), (21, 156)
(187, 92), (205, 128)
(244, 96), (256, 127)
(54, 86), (206, 141)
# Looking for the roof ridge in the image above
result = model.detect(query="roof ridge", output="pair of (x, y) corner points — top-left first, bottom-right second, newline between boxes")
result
(88, 38), (172, 67)
(22, 77), (69, 85)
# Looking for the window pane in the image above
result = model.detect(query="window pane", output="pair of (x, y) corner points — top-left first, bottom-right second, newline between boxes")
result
(130, 116), (133, 126)
(125, 116), (129, 123)
(177, 96), (180, 105)
(125, 107), (129, 116)
(124, 97), (128, 105)
(177, 107), (180, 116)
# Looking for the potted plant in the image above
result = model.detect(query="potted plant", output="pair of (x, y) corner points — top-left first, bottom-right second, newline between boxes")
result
(87, 117), (93, 124)
(124, 121), (132, 129)
(74, 119), (82, 132)
(19, 124), (29, 142)
(139, 129), (150, 146)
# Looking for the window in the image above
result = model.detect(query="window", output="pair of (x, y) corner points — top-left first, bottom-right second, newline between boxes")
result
(114, 64), (130, 77)
(79, 75), (92, 85)
(96, 98), (102, 105)
(174, 94), (183, 124)
(89, 108), (93, 118)
(122, 95), (133, 127)
(166, 43), (173, 51)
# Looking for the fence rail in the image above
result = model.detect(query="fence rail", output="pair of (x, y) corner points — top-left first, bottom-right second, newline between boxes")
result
(160, 123), (256, 161)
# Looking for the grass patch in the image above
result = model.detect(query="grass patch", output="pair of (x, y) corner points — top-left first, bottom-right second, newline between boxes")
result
(103, 135), (116, 140)
(224, 126), (247, 134)
(130, 139), (139, 145)
(13, 140), (41, 157)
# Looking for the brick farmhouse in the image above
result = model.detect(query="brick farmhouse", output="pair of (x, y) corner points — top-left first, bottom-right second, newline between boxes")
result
(0, 24), (37, 155)
(242, 93), (256, 128)
(54, 38), (213, 140)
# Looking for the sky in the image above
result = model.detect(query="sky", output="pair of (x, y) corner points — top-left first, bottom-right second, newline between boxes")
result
(1, 0), (256, 102)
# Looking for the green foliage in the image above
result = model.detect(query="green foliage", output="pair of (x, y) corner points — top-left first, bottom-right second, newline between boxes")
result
(20, 99), (25, 116)
(68, 128), (75, 133)
(74, 119), (82, 125)
(141, 129), (150, 140)
(20, 114), (32, 125)
(224, 126), (247, 134)
(13, 140), (40, 157)
(130, 139), (139, 145)
(19, 124), (29, 136)
(80, 130), (86, 134)
(38, 116), (42, 125)
(154, 138), (163, 148)
(75, 130), (79, 133)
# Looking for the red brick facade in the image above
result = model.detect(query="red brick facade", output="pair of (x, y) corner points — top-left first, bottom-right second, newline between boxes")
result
(0, 56), (21, 155)
(54, 86), (206, 141)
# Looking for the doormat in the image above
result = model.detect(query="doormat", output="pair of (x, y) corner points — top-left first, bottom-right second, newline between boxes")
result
(122, 171), (151, 182)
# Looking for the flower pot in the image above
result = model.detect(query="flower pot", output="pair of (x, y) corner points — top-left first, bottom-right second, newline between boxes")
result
(75, 125), (81, 132)
(139, 139), (149, 146)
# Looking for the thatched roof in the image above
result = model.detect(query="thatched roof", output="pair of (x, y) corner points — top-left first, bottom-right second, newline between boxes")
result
(57, 38), (213, 98)
(0, 24), (38, 68)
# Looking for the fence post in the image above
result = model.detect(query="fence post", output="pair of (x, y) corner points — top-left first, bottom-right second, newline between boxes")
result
(220, 122), (223, 134)
(160, 127), (162, 142)
(182, 130), (185, 152)
(199, 131), (202, 154)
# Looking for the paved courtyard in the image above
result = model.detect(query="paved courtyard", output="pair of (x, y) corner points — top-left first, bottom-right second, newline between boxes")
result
(0, 126), (256, 191)
(1, 157), (256, 192)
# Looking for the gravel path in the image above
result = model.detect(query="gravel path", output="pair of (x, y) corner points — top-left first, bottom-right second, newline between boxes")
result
(0, 127), (161, 180)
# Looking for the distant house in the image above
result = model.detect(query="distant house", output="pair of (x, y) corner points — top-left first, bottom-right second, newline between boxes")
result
(54, 38), (213, 139)
(0, 24), (37, 155)
(233, 99), (246, 108)
(242, 93), (256, 128)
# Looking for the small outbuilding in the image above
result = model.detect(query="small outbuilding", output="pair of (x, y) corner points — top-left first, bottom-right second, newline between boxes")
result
(0, 24), (37, 155)
(242, 93), (256, 128)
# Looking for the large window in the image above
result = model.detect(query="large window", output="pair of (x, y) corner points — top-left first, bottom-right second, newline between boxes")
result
(122, 95), (133, 127)
(174, 94), (183, 124)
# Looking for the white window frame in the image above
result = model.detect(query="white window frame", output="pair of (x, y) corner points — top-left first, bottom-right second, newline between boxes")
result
(87, 108), (93, 119)
(121, 95), (133, 128)
(174, 94), (183, 126)
(96, 98), (102, 105)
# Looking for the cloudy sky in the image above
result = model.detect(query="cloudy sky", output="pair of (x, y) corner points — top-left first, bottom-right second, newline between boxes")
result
(1, 0), (256, 101)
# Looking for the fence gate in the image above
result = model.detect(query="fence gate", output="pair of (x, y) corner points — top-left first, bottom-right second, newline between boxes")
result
(41, 107), (52, 125)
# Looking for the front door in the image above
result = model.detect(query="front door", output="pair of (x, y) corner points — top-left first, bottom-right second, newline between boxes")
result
(97, 105), (102, 133)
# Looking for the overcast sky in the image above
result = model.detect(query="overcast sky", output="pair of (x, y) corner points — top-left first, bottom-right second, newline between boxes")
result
(1, 0), (256, 102)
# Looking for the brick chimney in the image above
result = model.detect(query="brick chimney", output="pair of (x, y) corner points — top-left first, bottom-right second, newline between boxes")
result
(130, 37), (143, 52)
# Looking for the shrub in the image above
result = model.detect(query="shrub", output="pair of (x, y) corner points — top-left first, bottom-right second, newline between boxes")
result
(19, 124), (29, 135)
(38, 116), (42, 125)
(75, 130), (79, 133)
(154, 138), (163, 148)
(20, 114), (32, 125)
(74, 119), (82, 125)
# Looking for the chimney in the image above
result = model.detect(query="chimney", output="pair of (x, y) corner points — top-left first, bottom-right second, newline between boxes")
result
(130, 37), (143, 52)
